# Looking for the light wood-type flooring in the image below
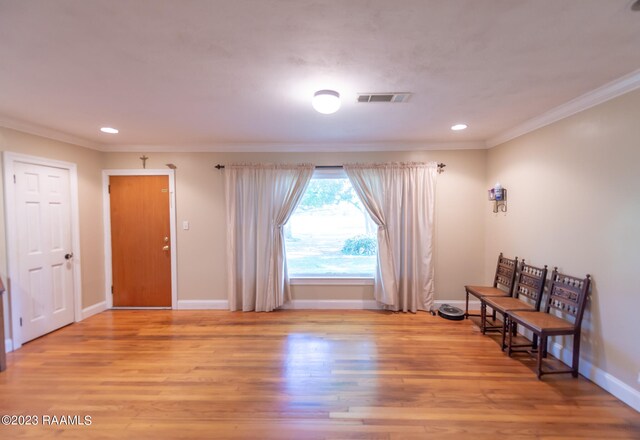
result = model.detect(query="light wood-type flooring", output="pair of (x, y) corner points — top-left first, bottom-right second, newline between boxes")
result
(0, 310), (638, 439)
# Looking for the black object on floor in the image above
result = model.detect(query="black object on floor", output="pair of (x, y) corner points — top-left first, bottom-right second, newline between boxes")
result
(437, 304), (465, 321)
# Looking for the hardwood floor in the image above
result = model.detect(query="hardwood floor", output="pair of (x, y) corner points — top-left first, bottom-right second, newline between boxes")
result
(0, 310), (638, 439)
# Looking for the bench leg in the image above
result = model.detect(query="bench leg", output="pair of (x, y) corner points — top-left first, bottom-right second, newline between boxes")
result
(507, 320), (515, 357)
(536, 335), (545, 380)
(465, 291), (469, 319)
(501, 315), (508, 351)
(572, 333), (581, 378)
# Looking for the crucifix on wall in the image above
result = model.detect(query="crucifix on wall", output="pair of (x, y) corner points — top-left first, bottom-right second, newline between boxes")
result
(140, 155), (149, 169)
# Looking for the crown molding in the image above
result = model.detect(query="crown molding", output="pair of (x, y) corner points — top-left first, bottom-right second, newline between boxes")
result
(0, 115), (103, 150)
(0, 115), (485, 152)
(3, 68), (640, 153)
(101, 140), (486, 153)
(0, 115), (484, 152)
(487, 68), (640, 148)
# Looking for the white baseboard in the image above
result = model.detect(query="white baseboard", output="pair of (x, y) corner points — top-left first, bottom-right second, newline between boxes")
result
(173, 298), (480, 311)
(176, 299), (229, 310)
(549, 341), (640, 412)
(176, 298), (380, 310)
(4, 338), (12, 353)
(81, 301), (107, 320)
(283, 299), (381, 310)
(511, 327), (640, 412)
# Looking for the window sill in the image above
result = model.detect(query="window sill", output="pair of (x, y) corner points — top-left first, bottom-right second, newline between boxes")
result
(289, 277), (374, 286)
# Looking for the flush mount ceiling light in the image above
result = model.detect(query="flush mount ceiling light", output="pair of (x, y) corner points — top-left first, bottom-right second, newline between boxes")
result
(100, 127), (119, 134)
(451, 123), (468, 131)
(312, 90), (341, 114)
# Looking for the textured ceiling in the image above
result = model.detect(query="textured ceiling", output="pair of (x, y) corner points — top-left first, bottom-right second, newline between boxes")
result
(0, 0), (639, 151)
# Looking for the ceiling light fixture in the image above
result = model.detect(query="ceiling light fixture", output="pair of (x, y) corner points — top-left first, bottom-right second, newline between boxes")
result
(100, 127), (119, 134)
(312, 90), (341, 114)
(451, 123), (468, 131)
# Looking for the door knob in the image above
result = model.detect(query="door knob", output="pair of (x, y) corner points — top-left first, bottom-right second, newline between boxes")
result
(162, 245), (170, 251)
(64, 253), (74, 260)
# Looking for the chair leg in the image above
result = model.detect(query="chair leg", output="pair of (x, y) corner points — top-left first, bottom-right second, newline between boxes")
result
(532, 334), (538, 350)
(536, 335), (545, 380)
(480, 302), (486, 334)
(501, 316), (508, 351)
(507, 320), (515, 357)
(492, 308), (497, 321)
(572, 333), (581, 378)
(465, 291), (469, 319)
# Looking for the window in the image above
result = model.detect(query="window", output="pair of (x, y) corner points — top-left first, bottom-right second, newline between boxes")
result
(285, 169), (377, 278)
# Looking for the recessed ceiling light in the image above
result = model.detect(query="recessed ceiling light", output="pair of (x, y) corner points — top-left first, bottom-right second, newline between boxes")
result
(451, 123), (468, 131)
(312, 90), (341, 114)
(100, 127), (119, 134)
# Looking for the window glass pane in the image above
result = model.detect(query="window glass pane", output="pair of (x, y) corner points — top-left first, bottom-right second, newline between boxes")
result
(285, 172), (377, 277)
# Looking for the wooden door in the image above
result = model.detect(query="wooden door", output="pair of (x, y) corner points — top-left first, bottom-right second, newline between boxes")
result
(15, 162), (75, 342)
(110, 175), (171, 307)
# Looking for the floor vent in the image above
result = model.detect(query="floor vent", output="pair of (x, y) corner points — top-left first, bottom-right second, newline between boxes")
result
(357, 93), (411, 103)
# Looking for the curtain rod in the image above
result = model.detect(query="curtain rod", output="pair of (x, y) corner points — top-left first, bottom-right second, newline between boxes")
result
(214, 163), (446, 172)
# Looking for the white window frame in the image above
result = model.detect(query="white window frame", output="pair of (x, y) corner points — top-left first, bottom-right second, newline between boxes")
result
(287, 168), (375, 286)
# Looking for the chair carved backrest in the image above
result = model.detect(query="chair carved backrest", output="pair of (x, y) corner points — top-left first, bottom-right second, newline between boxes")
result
(545, 270), (591, 328)
(514, 261), (548, 310)
(493, 253), (518, 294)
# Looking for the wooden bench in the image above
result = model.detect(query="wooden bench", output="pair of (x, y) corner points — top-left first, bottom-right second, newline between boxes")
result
(481, 261), (548, 351)
(506, 270), (591, 379)
(465, 253), (518, 319)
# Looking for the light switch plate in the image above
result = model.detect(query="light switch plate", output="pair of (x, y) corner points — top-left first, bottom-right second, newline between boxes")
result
(182, 220), (189, 230)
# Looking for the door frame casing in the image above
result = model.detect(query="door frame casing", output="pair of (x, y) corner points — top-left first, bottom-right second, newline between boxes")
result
(102, 170), (178, 309)
(3, 152), (83, 351)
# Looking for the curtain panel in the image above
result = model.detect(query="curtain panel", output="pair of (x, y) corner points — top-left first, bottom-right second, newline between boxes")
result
(225, 163), (314, 311)
(344, 162), (438, 312)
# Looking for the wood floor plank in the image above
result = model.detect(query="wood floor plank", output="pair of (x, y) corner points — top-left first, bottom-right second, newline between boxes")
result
(0, 310), (638, 439)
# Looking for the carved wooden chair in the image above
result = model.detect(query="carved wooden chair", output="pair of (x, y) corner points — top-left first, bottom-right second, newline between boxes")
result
(479, 261), (548, 350)
(465, 253), (518, 319)
(506, 270), (591, 379)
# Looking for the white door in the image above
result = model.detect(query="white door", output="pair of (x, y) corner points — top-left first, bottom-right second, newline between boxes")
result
(15, 161), (75, 343)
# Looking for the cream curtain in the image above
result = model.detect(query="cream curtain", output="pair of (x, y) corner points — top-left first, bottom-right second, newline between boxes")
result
(225, 163), (314, 311)
(344, 162), (438, 312)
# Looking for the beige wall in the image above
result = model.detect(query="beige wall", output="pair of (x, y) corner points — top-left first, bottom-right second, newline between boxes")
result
(485, 89), (640, 392)
(104, 149), (487, 304)
(0, 127), (106, 340)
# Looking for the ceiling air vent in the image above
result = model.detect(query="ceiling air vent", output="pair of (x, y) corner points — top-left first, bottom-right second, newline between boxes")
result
(357, 93), (411, 103)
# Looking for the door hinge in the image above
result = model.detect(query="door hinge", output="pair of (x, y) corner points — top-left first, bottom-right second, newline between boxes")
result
(20, 317), (22, 327)
(108, 184), (111, 194)
(111, 285), (114, 294)
(13, 174), (16, 183)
